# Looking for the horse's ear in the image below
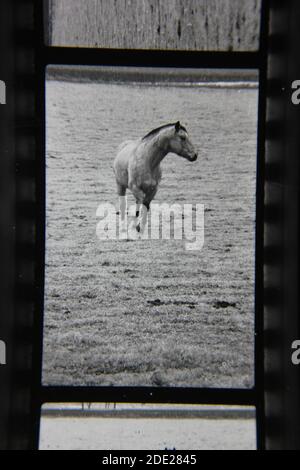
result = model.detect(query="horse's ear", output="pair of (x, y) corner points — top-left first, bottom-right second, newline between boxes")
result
(175, 121), (181, 132)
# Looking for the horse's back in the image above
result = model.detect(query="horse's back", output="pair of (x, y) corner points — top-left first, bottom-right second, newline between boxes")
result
(117, 139), (135, 153)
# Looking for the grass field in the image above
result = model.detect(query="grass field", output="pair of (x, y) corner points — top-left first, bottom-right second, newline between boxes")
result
(43, 75), (257, 387)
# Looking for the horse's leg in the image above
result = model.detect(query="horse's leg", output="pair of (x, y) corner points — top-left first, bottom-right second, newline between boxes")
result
(116, 183), (127, 233)
(129, 184), (146, 233)
(137, 194), (156, 234)
(138, 187), (158, 233)
(137, 202), (149, 233)
(135, 200), (141, 218)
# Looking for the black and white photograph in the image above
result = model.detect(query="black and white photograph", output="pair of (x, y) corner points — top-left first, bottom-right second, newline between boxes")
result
(44, 66), (258, 389)
(43, 0), (260, 389)
(2, 0), (300, 452)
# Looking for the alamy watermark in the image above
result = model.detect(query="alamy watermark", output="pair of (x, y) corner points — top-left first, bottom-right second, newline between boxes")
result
(96, 200), (204, 251)
(291, 340), (300, 366)
(0, 340), (6, 365)
(291, 80), (300, 105)
(0, 80), (6, 105)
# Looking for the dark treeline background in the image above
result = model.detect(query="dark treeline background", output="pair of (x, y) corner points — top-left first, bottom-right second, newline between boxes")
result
(47, 0), (261, 51)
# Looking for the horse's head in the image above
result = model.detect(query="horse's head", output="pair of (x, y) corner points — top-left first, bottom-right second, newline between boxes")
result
(169, 121), (198, 162)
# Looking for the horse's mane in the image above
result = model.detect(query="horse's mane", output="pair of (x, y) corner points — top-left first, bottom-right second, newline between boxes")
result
(142, 122), (187, 141)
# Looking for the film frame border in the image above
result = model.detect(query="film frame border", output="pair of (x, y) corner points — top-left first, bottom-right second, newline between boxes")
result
(0, 0), (279, 450)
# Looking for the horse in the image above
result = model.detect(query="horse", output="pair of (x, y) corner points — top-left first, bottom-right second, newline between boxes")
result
(113, 121), (198, 233)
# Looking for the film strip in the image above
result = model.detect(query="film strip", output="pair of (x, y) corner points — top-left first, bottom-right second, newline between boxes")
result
(0, 0), (299, 451)
(0, 0), (263, 450)
(0, 0), (44, 450)
(262, 0), (300, 449)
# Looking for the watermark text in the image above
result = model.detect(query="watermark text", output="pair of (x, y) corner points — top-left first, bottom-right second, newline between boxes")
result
(0, 80), (6, 104)
(96, 200), (204, 251)
(291, 340), (300, 365)
(0, 340), (6, 365)
(291, 80), (300, 105)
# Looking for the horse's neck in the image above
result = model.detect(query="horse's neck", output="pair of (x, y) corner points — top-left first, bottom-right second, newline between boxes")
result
(143, 134), (169, 171)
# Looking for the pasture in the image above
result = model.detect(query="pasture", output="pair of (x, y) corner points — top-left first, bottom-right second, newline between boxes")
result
(43, 75), (257, 387)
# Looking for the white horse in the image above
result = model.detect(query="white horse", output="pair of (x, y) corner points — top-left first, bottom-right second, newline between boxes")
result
(113, 121), (198, 233)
